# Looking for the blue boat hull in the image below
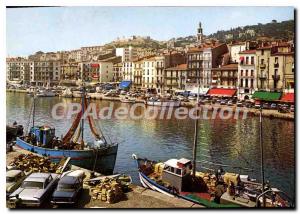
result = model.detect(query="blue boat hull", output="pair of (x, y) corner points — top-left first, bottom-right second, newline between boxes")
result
(16, 137), (118, 175)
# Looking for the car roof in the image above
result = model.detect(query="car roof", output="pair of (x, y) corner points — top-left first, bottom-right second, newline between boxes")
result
(59, 176), (78, 184)
(25, 173), (52, 182)
(6, 170), (23, 178)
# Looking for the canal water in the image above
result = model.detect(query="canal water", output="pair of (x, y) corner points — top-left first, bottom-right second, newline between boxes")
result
(6, 92), (295, 199)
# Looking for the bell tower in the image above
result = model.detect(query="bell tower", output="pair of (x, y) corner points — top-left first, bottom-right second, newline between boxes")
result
(197, 22), (203, 45)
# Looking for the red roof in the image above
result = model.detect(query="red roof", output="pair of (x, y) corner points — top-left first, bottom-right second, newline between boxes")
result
(207, 88), (237, 97)
(280, 93), (294, 103)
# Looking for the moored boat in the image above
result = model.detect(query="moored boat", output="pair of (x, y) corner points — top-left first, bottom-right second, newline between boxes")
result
(145, 97), (181, 107)
(132, 154), (292, 208)
(16, 85), (118, 175)
(36, 89), (56, 97)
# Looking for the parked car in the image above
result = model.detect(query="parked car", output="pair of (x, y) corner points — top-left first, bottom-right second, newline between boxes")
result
(227, 100), (234, 106)
(237, 101), (244, 107)
(220, 100), (227, 105)
(6, 170), (27, 198)
(262, 103), (270, 109)
(270, 103), (277, 109)
(51, 170), (85, 205)
(290, 105), (294, 112)
(8, 173), (59, 208)
(188, 95), (197, 101)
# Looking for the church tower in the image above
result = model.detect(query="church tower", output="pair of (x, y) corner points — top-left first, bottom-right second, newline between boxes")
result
(197, 22), (203, 45)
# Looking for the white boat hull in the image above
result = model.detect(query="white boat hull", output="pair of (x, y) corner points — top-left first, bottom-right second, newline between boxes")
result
(145, 100), (181, 107)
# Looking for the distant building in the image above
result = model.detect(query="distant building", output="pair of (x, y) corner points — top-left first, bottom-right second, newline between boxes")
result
(116, 46), (137, 62)
(186, 43), (228, 89)
(211, 63), (238, 88)
(269, 45), (294, 92)
(6, 58), (32, 84)
(30, 60), (61, 86)
(238, 49), (257, 99)
(112, 62), (123, 82)
(164, 64), (188, 92)
(228, 42), (246, 63)
(78, 61), (114, 83)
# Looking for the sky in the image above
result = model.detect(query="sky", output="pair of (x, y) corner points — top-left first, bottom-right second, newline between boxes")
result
(6, 6), (294, 56)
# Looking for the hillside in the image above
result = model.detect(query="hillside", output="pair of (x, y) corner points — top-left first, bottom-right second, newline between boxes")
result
(207, 19), (294, 42)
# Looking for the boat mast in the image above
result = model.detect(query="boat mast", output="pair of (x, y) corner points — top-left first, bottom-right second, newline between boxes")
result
(259, 105), (265, 207)
(32, 89), (36, 127)
(192, 77), (201, 177)
(81, 83), (85, 143)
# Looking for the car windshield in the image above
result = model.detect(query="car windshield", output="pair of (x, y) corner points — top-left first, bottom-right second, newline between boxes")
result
(21, 181), (44, 189)
(6, 176), (15, 182)
(57, 183), (75, 191)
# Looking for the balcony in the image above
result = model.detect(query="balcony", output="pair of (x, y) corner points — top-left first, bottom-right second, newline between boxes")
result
(272, 74), (280, 81)
(274, 62), (279, 68)
(260, 64), (266, 69)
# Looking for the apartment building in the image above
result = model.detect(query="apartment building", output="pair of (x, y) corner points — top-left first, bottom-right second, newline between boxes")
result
(228, 42), (246, 63)
(269, 44), (294, 92)
(164, 64), (187, 91)
(112, 62), (123, 82)
(79, 61), (114, 83)
(116, 46), (137, 62)
(60, 62), (80, 81)
(132, 60), (143, 89)
(6, 58), (32, 84)
(211, 63), (238, 88)
(238, 49), (257, 99)
(186, 43), (228, 90)
(30, 60), (61, 86)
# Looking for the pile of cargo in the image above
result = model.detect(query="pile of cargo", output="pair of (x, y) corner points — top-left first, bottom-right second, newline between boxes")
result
(9, 153), (60, 173)
(87, 175), (132, 204)
(195, 171), (217, 193)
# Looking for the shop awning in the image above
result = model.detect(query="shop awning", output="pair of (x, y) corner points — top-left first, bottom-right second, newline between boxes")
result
(119, 80), (132, 89)
(252, 91), (281, 101)
(280, 93), (294, 103)
(207, 88), (237, 97)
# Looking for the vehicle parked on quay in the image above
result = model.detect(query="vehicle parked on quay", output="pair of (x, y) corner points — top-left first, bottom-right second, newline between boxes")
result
(51, 170), (85, 205)
(6, 170), (27, 198)
(8, 173), (60, 208)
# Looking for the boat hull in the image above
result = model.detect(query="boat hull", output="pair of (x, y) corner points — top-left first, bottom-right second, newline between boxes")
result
(133, 155), (240, 208)
(16, 137), (118, 175)
(145, 100), (181, 107)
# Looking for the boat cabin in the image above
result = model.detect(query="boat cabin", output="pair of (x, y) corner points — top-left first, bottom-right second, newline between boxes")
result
(162, 158), (193, 192)
(30, 126), (55, 146)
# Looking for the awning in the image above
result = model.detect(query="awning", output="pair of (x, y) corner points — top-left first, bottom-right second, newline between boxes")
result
(207, 88), (237, 97)
(252, 91), (282, 101)
(280, 93), (294, 103)
(189, 87), (209, 95)
(119, 80), (132, 89)
(91, 64), (99, 68)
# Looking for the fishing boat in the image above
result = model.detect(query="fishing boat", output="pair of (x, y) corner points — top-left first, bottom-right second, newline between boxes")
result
(144, 97), (181, 107)
(16, 85), (118, 175)
(132, 154), (292, 208)
(120, 96), (136, 103)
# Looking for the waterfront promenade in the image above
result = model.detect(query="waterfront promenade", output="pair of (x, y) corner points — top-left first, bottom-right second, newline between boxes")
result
(6, 89), (294, 121)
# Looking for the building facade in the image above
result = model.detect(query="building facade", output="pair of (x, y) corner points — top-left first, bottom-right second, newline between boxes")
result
(6, 58), (31, 84)
(211, 63), (238, 88)
(238, 49), (257, 99)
